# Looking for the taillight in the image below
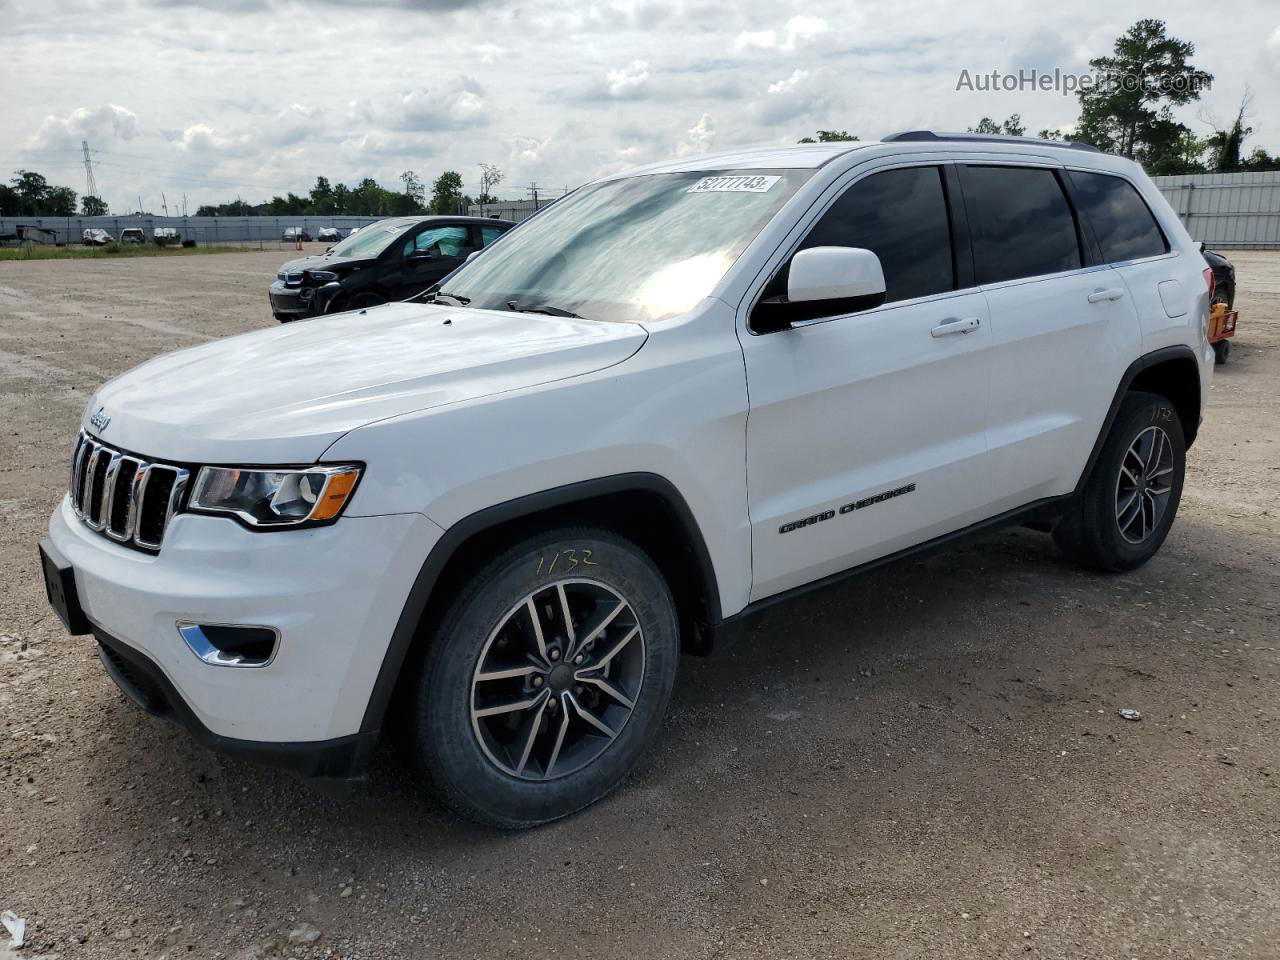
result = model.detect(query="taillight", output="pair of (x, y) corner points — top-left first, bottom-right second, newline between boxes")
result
(1203, 266), (1215, 303)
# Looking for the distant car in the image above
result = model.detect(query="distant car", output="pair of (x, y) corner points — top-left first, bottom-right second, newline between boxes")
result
(119, 228), (145, 245)
(1200, 244), (1235, 309)
(282, 227), (312, 243)
(268, 215), (515, 322)
(317, 227), (341, 243)
(82, 228), (113, 246)
(153, 227), (181, 246)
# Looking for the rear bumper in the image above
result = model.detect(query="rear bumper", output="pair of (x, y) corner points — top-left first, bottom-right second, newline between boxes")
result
(96, 628), (377, 785)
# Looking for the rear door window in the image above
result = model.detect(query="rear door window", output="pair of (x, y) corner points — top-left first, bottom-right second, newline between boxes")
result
(798, 165), (955, 303)
(480, 224), (508, 246)
(959, 165), (1082, 284)
(1068, 170), (1169, 262)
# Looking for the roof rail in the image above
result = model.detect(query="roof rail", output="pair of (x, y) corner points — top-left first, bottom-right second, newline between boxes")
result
(881, 130), (1101, 154)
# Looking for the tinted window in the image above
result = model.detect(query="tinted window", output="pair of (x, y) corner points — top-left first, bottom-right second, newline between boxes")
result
(480, 224), (506, 246)
(959, 166), (1082, 284)
(404, 225), (471, 257)
(1069, 170), (1168, 262)
(800, 166), (954, 303)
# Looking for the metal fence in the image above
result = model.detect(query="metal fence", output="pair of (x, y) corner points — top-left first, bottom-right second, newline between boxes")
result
(0, 214), (385, 248)
(467, 196), (566, 223)
(7, 174), (1275, 249)
(1152, 171), (1280, 249)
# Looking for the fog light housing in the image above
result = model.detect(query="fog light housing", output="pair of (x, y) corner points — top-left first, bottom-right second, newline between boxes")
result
(178, 622), (279, 667)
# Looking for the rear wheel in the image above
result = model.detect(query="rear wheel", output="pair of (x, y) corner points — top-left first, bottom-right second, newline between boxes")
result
(1054, 392), (1185, 572)
(414, 528), (679, 828)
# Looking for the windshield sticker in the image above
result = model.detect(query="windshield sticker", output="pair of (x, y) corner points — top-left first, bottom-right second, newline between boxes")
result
(687, 175), (781, 194)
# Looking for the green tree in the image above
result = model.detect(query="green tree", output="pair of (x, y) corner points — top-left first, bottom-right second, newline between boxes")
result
(309, 176), (334, 214)
(1074, 19), (1211, 163)
(969, 114), (1025, 136)
(797, 130), (859, 143)
(429, 170), (464, 214)
(351, 178), (386, 216)
(81, 195), (108, 216)
(331, 182), (350, 214)
(46, 186), (77, 216)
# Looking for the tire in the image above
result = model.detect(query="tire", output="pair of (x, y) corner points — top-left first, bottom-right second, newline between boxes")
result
(1053, 392), (1185, 573)
(344, 291), (387, 311)
(1213, 339), (1231, 365)
(273, 312), (296, 324)
(414, 528), (679, 828)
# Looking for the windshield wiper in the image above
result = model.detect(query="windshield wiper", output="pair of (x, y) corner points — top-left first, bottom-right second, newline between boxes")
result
(506, 300), (583, 319)
(424, 291), (471, 306)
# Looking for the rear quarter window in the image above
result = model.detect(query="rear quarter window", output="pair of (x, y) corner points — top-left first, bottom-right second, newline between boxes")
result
(1068, 170), (1169, 262)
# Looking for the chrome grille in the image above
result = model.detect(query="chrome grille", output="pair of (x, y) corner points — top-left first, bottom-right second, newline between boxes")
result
(69, 432), (189, 551)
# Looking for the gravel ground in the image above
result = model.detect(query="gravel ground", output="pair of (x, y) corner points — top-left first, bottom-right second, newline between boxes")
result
(1, 249), (1278, 960)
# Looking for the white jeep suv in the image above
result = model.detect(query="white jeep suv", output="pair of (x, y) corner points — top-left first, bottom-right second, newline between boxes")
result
(41, 132), (1215, 827)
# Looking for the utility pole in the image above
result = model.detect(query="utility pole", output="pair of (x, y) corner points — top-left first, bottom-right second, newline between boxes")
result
(81, 140), (99, 201)
(527, 182), (540, 211)
(161, 192), (169, 217)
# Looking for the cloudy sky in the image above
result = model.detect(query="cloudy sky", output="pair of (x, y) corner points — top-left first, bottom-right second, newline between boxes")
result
(4, 0), (1279, 213)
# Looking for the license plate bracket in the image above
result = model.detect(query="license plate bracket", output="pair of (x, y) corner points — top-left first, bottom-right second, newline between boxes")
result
(38, 540), (92, 636)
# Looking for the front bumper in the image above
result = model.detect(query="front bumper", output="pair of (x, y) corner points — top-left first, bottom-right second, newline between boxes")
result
(95, 627), (377, 783)
(268, 280), (314, 316)
(49, 496), (441, 749)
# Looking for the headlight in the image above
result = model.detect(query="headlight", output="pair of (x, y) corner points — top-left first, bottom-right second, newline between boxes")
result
(307, 270), (338, 283)
(188, 464), (362, 528)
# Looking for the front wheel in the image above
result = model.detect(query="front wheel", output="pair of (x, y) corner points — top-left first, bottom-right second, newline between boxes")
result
(414, 528), (679, 828)
(1054, 392), (1185, 572)
(344, 291), (387, 311)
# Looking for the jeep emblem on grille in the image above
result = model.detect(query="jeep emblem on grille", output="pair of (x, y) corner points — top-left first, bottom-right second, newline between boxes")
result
(89, 407), (111, 432)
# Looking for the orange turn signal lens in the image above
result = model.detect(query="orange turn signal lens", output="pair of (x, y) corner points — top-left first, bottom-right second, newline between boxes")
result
(311, 467), (361, 521)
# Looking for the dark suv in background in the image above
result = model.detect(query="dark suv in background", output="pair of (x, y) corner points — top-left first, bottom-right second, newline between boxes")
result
(269, 215), (515, 322)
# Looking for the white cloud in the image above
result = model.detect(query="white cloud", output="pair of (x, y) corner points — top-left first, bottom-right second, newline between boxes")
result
(767, 69), (809, 95)
(605, 59), (650, 98)
(677, 113), (716, 156)
(783, 15), (828, 49)
(734, 29), (776, 50)
(733, 17), (827, 53)
(25, 104), (139, 150)
(474, 42), (504, 65)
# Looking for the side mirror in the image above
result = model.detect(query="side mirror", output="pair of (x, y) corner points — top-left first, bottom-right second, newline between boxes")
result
(466, 250), (482, 263)
(788, 246), (886, 305)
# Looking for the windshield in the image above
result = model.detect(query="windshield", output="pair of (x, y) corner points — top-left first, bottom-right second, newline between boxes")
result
(436, 169), (812, 323)
(327, 218), (415, 258)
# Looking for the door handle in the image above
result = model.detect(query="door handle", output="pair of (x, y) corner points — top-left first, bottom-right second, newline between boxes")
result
(930, 316), (981, 338)
(1087, 287), (1126, 303)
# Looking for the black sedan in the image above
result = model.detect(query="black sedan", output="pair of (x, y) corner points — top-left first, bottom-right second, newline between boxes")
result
(268, 216), (515, 322)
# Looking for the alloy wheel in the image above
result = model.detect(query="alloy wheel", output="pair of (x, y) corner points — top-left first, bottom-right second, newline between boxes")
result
(1114, 425), (1174, 544)
(470, 579), (645, 780)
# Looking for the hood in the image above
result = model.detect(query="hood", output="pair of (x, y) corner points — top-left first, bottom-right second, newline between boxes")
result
(277, 252), (376, 275)
(86, 302), (648, 463)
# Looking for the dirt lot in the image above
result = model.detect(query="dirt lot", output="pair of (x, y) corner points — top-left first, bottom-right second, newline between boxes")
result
(2, 249), (1278, 959)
